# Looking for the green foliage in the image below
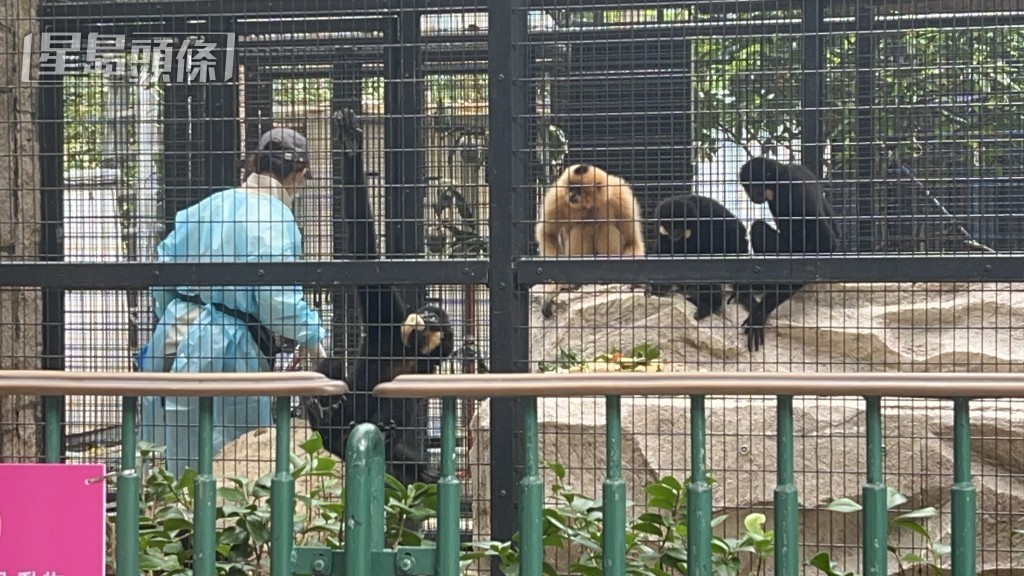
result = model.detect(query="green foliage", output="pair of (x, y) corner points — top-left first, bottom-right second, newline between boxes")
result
(108, 433), (438, 575)
(64, 73), (108, 170)
(812, 487), (949, 576)
(538, 344), (665, 373)
(467, 464), (775, 576)
(123, 439), (954, 576)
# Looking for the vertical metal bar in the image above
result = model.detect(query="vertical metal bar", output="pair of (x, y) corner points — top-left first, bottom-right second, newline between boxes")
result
(383, 12), (427, 306)
(344, 423), (387, 576)
(43, 396), (61, 463)
(520, 397), (544, 576)
(603, 395), (626, 576)
(243, 64), (273, 153)
(205, 25), (240, 193)
(38, 44), (66, 462)
(437, 396), (461, 574)
(687, 394), (712, 574)
(116, 396), (140, 576)
(774, 395), (799, 575)
(270, 397), (295, 576)
(855, 6), (877, 251)
(951, 398), (977, 576)
(487, 0), (532, 572)
(801, 0), (826, 176)
(862, 396), (888, 575)
(193, 397), (217, 576)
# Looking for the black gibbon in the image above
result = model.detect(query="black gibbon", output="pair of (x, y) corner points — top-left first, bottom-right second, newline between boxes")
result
(304, 110), (455, 487)
(737, 157), (840, 352)
(650, 193), (751, 320)
(535, 164), (646, 318)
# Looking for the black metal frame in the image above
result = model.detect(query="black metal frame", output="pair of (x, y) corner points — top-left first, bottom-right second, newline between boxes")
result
(21, 0), (1024, 573)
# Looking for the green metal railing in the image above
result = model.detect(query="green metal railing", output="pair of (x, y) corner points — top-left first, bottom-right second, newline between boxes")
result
(2, 370), (1010, 576)
(362, 371), (1012, 576)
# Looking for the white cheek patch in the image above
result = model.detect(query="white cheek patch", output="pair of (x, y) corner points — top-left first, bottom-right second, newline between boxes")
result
(419, 330), (444, 355)
(658, 225), (670, 237)
(684, 229), (692, 239)
(400, 313), (426, 346)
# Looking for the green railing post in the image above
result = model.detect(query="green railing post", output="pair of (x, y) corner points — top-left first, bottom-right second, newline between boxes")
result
(271, 396), (295, 576)
(437, 396), (462, 574)
(862, 396), (888, 575)
(687, 394), (712, 575)
(194, 397), (217, 576)
(774, 395), (799, 574)
(116, 395), (140, 576)
(344, 422), (387, 576)
(520, 396), (544, 576)
(951, 398), (977, 576)
(43, 395), (61, 463)
(603, 394), (626, 576)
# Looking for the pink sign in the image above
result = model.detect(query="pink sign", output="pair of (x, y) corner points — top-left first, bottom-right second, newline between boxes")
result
(0, 463), (107, 576)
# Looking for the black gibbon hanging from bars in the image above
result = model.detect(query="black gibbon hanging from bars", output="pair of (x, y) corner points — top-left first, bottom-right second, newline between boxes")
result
(303, 109), (455, 486)
(535, 163), (646, 318)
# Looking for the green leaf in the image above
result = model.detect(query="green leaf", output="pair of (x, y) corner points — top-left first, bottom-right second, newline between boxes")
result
(546, 462), (566, 479)
(659, 475), (683, 492)
(886, 488), (909, 509)
(631, 522), (665, 537)
(645, 483), (677, 502)
(891, 519), (932, 540)
(218, 486), (248, 505)
(647, 496), (677, 511)
(893, 506), (939, 521)
(743, 512), (766, 535)
(299, 433), (324, 454)
(826, 498), (863, 513)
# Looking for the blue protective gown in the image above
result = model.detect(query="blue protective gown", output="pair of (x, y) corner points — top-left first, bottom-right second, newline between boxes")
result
(137, 173), (326, 476)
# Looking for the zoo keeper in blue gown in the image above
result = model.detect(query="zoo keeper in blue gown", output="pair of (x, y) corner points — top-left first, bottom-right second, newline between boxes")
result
(137, 127), (328, 476)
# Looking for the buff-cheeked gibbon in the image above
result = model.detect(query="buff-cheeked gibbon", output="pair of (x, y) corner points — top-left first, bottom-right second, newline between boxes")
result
(535, 164), (645, 318)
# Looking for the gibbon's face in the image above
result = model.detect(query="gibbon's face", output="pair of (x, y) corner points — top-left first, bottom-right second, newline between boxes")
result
(739, 159), (776, 204)
(400, 308), (450, 355)
(563, 164), (601, 209)
(656, 198), (693, 241)
(742, 183), (772, 205)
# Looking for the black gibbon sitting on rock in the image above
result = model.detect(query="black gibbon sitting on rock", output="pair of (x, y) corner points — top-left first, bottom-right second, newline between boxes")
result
(303, 110), (455, 487)
(649, 193), (752, 320)
(736, 156), (840, 353)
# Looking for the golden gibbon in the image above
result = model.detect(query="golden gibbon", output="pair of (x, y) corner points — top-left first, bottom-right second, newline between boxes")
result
(535, 163), (646, 318)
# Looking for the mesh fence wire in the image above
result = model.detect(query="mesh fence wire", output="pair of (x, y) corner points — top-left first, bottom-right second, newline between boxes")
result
(2, 0), (1024, 573)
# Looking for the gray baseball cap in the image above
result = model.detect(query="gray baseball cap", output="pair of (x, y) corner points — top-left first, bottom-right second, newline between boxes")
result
(258, 127), (310, 165)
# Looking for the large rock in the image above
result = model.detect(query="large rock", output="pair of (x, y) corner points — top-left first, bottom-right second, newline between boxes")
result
(466, 282), (1024, 575)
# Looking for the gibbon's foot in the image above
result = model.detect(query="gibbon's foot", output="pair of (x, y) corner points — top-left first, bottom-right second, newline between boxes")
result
(741, 309), (767, 352)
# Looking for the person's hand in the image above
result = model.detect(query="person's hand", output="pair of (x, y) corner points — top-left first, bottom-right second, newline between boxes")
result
(287, 342), (327, 371)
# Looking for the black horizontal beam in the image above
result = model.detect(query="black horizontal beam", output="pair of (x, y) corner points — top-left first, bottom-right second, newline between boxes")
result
(0, 260), (489, 289)
(5, 255), (1024, 289)
(516, 255), (1024, 284)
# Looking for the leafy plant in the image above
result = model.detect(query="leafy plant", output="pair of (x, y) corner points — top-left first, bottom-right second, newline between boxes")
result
(467, 463), (775, 576)
(539, 344), (666, 373)
(809, 487), (950, 576)
(107, 432), (437, 575)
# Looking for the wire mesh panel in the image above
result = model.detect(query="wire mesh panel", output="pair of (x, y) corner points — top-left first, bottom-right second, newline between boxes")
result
(514, 1), (1024, 575)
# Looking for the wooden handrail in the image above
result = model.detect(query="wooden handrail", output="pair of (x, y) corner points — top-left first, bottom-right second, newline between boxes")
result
(376, 371), (1024, 399)
(0, 370), (347, 396)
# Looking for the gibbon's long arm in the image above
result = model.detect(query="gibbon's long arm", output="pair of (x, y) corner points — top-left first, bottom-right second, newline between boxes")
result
(307, 110), (455, 486)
